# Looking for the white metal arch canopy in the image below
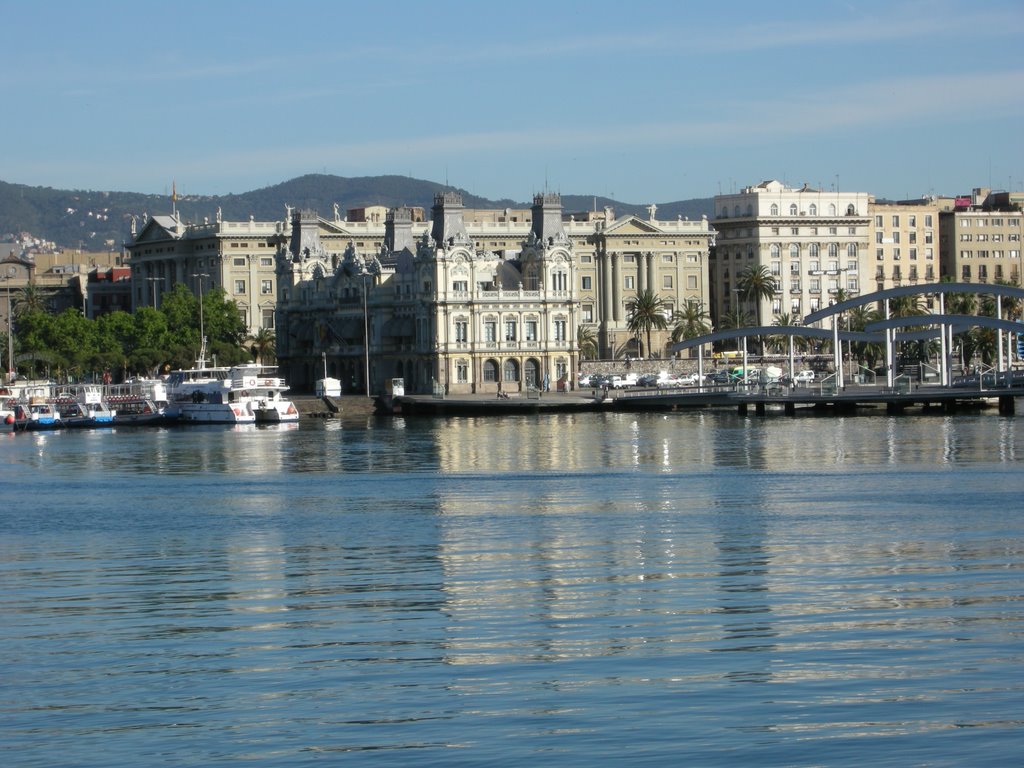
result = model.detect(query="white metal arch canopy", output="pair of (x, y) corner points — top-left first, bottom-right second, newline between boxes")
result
(805, 282), (1024, 388)
(668, 282), (1024, 389)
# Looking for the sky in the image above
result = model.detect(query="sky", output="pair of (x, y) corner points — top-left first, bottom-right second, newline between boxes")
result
(2, 0), (1023, 205)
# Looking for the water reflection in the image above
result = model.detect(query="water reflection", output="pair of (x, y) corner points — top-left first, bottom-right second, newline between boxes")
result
(4, 410), (1024, 766)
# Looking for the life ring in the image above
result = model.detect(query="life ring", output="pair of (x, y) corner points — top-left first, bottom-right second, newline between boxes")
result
(245, 377), (257, 388)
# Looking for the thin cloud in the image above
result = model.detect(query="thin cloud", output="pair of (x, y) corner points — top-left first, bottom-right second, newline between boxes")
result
(190, 70), (1023, 170)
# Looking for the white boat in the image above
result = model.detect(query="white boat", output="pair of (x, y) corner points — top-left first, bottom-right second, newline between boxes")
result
(233, 364), (300, 423)
(165, 364), (256, 424)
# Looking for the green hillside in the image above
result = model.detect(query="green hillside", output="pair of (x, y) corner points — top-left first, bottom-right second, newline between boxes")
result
(0, 175), (714, 250)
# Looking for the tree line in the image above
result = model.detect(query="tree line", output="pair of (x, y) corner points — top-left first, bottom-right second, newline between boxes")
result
(4, 283), (276, 383)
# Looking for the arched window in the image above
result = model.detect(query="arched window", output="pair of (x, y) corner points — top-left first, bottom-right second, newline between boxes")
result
(789, 244), (800, 259)
(789, 203), (798, 216)
(483, 359), (498, 382)
(828, 243), (839, 259)
(846, 204), (856, 215)
(746, 204), (753, 216)
(809, 243), (820, 259)
(847, 243), (857, 258)
(829, 203), (837, 216)
(770, 244), (781, 259)
(770, 203), (779, 216)
(503, 359), (520, 383)
(734, 205), (741, 217)
(809, 204), (817, 216)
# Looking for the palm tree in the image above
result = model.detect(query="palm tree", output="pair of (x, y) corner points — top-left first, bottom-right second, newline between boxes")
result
(247, 328), (276, 364)
(768, 312), (808, 354)
(13, 283), (49, 317)
(846, 305), (884, 369)
(889, 293), (927, 318)
(669, 300), (711, 343)
(625, 289), (668, 359)
(990, 279), (1021, 321)
(576, 324), (598, 360)
(736, 264), (778, 327)
(719, 306), (753, 352)
(888, 294), (929, 364)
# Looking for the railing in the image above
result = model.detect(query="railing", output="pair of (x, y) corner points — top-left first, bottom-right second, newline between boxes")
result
(852, 365), (877, 386)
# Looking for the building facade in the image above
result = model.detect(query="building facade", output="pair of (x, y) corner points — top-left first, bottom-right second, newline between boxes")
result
(867, 199), (941, 293)
(125, 212), (287, 335)
(712, 180), (871, 328)
(575, 207), (715, 358)
(939, 188), (1023, 288)
(124, 193), (716, 388)
(276, 193), (581, 395)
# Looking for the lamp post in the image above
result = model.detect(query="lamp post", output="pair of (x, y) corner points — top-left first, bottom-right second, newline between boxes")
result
(362, 271), (371, 396)
(731, 287), (744, 352)
(2, 276), (13, 381)
(191, 273), (209, 366)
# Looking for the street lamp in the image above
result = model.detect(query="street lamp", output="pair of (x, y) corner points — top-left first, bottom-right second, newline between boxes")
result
(2, 275), (13, 381)
(191, 273), (209, 366)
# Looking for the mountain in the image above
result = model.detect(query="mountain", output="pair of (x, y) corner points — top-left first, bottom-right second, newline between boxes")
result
(0, 174), (714, 250)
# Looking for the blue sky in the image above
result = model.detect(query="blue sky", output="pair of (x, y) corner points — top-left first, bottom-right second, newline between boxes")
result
(2, 0), (1022, 204)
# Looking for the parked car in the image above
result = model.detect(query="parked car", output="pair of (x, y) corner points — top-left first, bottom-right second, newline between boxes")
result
(637, 373), (660, 387)
(794, 370), (816, 384)
(705, 371), (732, 384)
(608, 374), (638, 389)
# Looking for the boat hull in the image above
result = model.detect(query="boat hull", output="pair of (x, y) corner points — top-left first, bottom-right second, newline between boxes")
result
(175, 402), (256, 424)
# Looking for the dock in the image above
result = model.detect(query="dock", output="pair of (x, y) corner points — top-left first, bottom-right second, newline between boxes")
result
(384, 383), (1024, 416)
(610, 382), (1024, 415)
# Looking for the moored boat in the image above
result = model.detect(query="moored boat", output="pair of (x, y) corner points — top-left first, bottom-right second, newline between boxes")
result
(232, 364), (299, 423)
(165, 364), (256, 424)
(12, 400), (62, 431)
(107, 394), (173, 426)
(54, 389), (115, 428)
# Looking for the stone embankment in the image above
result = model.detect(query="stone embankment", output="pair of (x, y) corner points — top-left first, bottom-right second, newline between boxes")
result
(292, 395), (377, 419)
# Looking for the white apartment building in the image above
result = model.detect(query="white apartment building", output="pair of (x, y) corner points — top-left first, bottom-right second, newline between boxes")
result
(712, 180), (871, 327)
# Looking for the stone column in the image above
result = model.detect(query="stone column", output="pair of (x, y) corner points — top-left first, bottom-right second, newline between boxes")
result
(612, 252), (622, 322)
(637, 251), (646, 296)
(646, 252), (655, 292)
(602, 250), (613, 325)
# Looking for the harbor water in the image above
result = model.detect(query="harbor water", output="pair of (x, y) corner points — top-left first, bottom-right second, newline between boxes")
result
(2, 409), (1023, 766)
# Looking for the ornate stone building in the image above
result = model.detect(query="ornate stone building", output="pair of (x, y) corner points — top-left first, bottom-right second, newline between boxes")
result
(276, 193), (579, 395)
